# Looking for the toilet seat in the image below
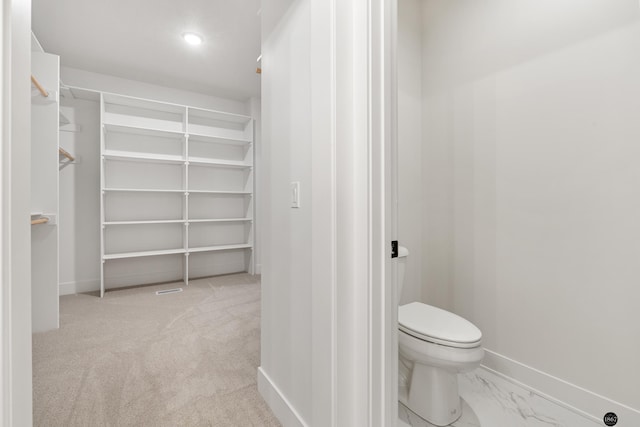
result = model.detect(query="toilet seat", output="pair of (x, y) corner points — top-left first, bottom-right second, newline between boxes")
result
(398, 302), (482, 349)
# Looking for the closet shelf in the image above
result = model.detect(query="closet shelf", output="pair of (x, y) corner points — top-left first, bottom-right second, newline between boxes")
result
(103, 110), (184, 134)
(188, 132), (252, 146)
(103, 188), (185, 193)
(188, 218), (253, 223)
(188, 107), (252, 125)
(188, 157), (252, 168)
(188, 244), (253, 254)
(102, 152), (252, 167)
(102, 244), (252, 260)
(103, 219), (252, 225)
(103, 248), (186, 260)
(102, 188), (253, 195)
(103, 219), (186, 225)
(187, 190), (252, 195)
(103, 150), (185, 165)
(102, 122), (185, 139)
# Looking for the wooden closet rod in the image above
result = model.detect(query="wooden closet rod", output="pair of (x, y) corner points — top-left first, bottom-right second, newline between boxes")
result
(59, 147), (75, 161)
(31, 75), (49, 97)
(31, 217), (49, 225)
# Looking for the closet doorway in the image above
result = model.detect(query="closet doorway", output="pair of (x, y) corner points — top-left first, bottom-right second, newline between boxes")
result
(30, 1), (272, 425)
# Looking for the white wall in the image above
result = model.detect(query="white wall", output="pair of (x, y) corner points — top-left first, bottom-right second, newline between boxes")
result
(259, 1), (313, 423)
(259, 0), (395, 424)
(410, 0), (640, 416)
(61, 66), (249, 115)
(261, 0), (295, 43)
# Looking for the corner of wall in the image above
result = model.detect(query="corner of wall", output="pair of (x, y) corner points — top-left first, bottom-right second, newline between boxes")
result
(482, 349), (640, 425)
(257, 368), (309, 427)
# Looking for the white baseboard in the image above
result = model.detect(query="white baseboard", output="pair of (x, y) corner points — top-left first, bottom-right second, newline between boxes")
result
(255, 263), (262, 274)
(257, 367), (308, 427)
(188, 266), (246, 280)
(59, 267), (254, 296)
(59, 279), (100, 295)
(482, 349), (640, 426)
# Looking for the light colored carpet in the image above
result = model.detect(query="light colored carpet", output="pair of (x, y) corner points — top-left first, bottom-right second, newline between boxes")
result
(32, 274), (280, 427)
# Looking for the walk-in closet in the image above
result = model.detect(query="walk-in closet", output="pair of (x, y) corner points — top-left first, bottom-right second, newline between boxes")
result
(30, 39), (257, 321)
(28, 2), (272, 425)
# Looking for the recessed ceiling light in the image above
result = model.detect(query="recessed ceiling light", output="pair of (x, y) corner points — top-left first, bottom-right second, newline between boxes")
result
(182, 32), (203, 46)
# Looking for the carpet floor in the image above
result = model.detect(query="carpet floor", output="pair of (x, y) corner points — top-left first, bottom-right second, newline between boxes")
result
(32, 274), (280, 427)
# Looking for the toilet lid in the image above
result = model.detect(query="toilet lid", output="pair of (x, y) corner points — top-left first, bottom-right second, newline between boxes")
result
(398, 302), (482, 348)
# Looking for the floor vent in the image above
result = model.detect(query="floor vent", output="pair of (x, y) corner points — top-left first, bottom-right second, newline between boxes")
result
(156, 288), (183, 295)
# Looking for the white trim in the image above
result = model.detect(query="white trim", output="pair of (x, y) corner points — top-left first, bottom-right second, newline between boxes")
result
(2, 0), (33, 425)
(369, 0), (398, 425)
(386, 0), (399, 424)
(310, 0), (337, 425)
(483, 349), (640, 425)
(333, 0), (372, 423)
(254, 263), (261, 275)
(257, 368), (309, 427)
(1, 3), (6, 422)
(59, 279), (101, 295)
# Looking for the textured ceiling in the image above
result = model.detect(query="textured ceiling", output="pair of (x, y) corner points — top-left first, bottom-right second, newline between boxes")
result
(32, 0), (261, 100)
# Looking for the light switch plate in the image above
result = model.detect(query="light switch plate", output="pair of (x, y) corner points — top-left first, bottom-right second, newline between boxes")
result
(291, 181), (300, 208)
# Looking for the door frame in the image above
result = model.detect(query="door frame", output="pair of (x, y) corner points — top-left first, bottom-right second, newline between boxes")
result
(368, 0), (399, 424)
(1, 0), (33, 426)
(1, 0), (400, 424)
(323, 0), (399, 423)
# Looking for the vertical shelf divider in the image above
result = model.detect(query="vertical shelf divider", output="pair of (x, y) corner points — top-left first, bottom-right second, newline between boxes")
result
(248, 118), (256, 275)
(184, 107), (189, 286)
(99, 93), (106, 298)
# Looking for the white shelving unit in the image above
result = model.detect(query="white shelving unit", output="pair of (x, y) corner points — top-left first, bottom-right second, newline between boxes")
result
(100, 93), (254, 297)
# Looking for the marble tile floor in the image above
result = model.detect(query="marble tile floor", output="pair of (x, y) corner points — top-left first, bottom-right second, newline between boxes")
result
(399, 367), (602, 427)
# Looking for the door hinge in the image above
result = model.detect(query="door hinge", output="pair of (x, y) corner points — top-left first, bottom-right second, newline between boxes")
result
(391, 240), (398, 258)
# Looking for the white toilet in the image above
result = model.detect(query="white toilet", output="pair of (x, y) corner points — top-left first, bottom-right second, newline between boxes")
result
(397, 247), (484, 426)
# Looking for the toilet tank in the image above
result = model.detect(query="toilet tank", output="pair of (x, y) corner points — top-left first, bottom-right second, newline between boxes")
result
(397, 246), (409, 300)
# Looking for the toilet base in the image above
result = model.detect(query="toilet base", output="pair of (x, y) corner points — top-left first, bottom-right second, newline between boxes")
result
(401, 363), (462, 426)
